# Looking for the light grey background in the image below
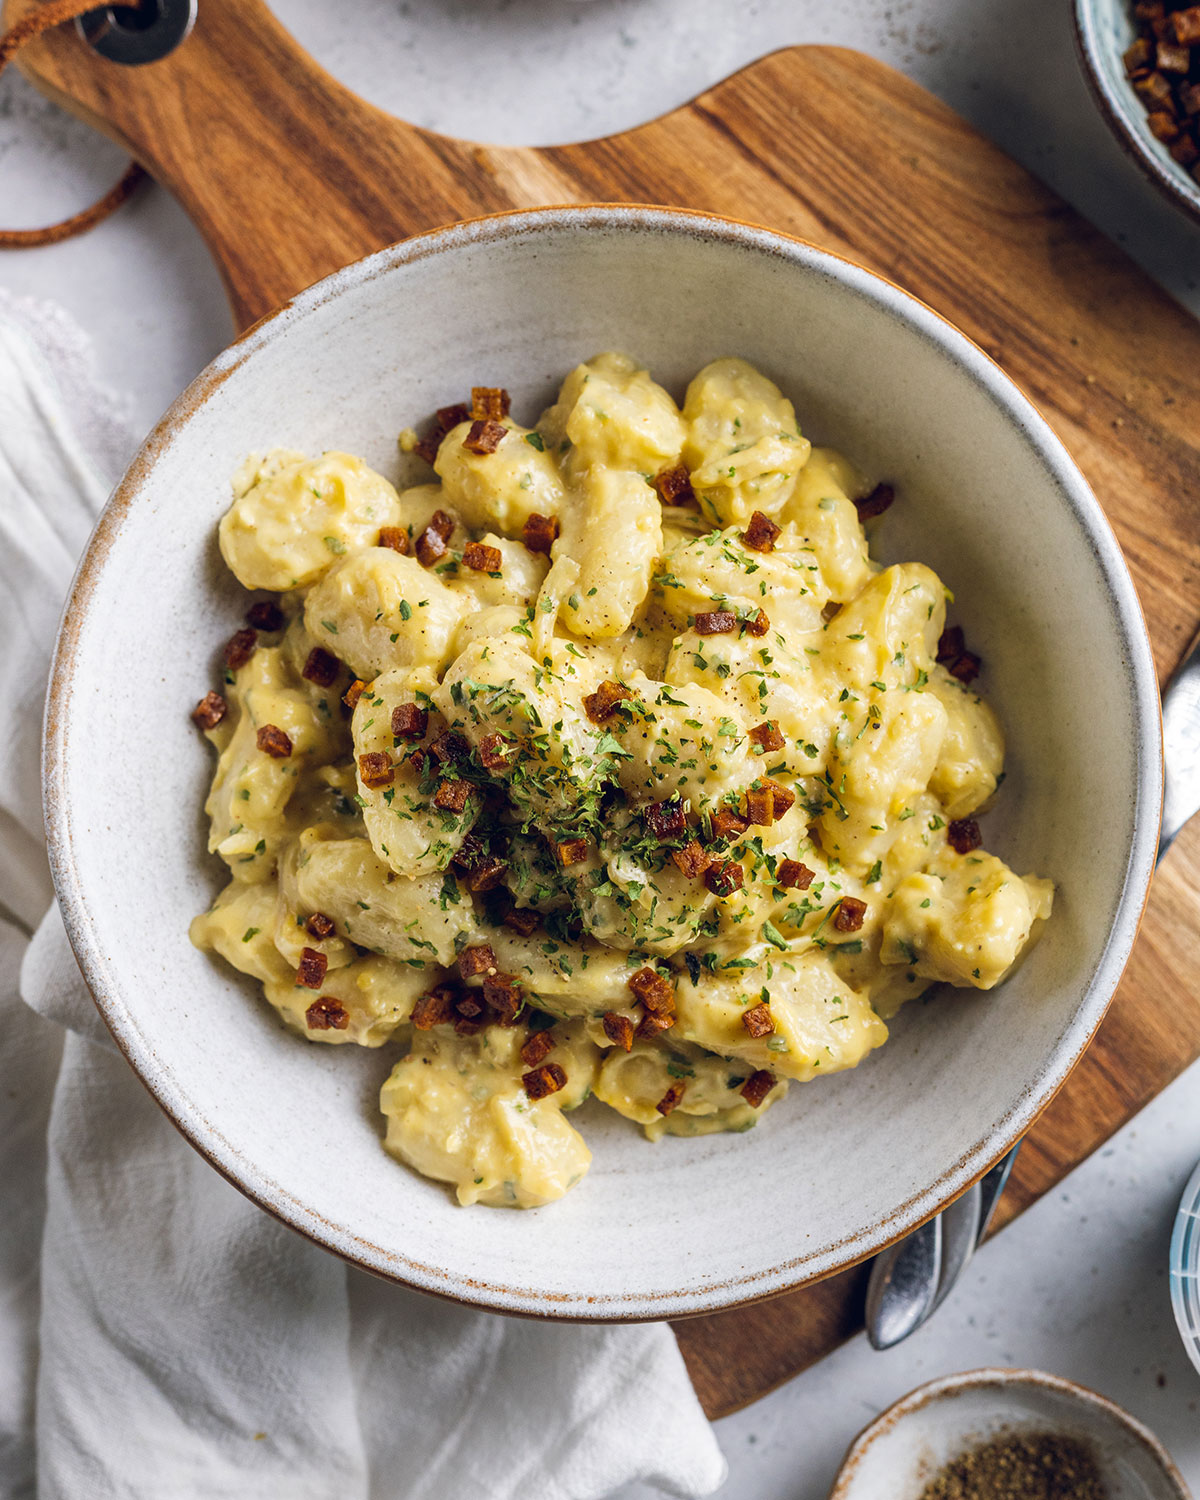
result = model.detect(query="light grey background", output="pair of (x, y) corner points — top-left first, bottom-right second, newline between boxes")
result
(2, 1), (1199, 1495)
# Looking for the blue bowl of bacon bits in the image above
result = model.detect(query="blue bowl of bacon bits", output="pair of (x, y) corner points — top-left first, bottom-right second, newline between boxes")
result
(1075, 0), (1200, 223)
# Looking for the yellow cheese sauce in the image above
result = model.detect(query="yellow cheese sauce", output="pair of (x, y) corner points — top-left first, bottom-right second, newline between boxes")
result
(191, 353), (1053, 1208)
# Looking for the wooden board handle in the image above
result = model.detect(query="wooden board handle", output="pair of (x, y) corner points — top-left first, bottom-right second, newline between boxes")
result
(5, 0), (550, 325)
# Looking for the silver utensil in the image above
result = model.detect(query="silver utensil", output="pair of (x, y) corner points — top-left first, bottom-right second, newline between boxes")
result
(865, 1144), (1018, 1349)
(867, 628), (1192, 1349)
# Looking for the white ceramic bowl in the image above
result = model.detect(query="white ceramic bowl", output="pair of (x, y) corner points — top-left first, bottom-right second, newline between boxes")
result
(44, 206), (1161, 1319)
(828, 1368), (1191, 1499)
(1075, 0), (1200, 223)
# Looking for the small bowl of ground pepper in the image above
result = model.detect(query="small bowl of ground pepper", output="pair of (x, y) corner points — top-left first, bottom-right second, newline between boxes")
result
(828, 1368), (1190, 1500)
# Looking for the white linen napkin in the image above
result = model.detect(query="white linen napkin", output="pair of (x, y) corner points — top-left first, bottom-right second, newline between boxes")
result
(0, 290), (727, 1500)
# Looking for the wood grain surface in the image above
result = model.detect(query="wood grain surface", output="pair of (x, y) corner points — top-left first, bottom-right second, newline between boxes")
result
(10, 0), (1200, 1420)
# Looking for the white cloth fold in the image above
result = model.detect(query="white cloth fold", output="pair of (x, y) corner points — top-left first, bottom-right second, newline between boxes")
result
(0, 290), (726, 1500)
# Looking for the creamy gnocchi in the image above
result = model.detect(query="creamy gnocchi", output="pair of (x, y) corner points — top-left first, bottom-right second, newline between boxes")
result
(190, 354), (1053, 1209)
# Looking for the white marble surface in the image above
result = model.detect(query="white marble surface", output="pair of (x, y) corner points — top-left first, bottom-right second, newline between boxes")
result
(3, 0), (1200, 1494)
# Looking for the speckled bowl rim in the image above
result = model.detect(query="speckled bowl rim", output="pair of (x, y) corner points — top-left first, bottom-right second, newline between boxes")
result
(1073, 0), (1200, 226)
(828, 1367), (1191, 1498)
(43, 204), (1163, 1321)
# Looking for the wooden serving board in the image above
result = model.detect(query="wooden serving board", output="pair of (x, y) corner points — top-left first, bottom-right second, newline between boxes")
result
(12, 0), (1200, 1420)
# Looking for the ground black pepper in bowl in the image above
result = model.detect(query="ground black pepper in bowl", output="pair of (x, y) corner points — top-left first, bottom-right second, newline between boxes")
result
(918, 1433), (1108, 1500)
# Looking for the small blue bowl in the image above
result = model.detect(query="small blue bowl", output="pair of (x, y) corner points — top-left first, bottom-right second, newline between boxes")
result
(1170, 1156), (1200, 1377)
(1074, 0), (1200, 223)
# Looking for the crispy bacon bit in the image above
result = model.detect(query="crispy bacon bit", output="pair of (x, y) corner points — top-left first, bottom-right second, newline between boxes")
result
(463, 419), (506, 456)
(478, 733), (515, 770)
(602, 1012), (635, 1051)
(764, 778), (796, 819)
(471, 386), (511, 421)
(652, 465), (695, 507)
(636, 1009), (675, 1040)
(936, 626), (965, 663)
(1173, 5), (1200, 44)
(742, 1002), (775, 1038)
(256, 724), (293, 758)
(745, 786), (775, 826)
(1159, 39), (1192, 71)
(554, 837), (589, 867)
(741, 1069), (776, 1108)
(948, 817), (982, 854)
(455, 993), (485, 1022)
(430, 729), (468, 764)
(343, 679), (368, 714)
(378, 525), (409, 554)
(822, 600), (842, 624)
(656, 1084), (685, 1116)
(855, 483), (895, 521)
(246, 601), (284, 632)
(748, 720), (785, 753)
(224, 627), (257, 671)
(306, 996), (350, 1031)
(192, 691), (227, 731)
(777, 859), (815, 891)
(742, 510), (782, 553)
(523, 512), (560, 556)
(948, 651), (981, 685)
(710, 807), (749, 843)
(458, 944), (498, 980)
(694, 609), (737, 636)
(1125, 36), (1154, 73)
(504, 907), (540, 937)
(484, 977), (523, 1025)
(1183, 81), (1200, 113)
(303, 647), (341, 688)
(453, 1016), (485, 1037)
(450, 832), (486, 872)
(463, 541), (502, 573)
(520, 1030), (555, 1067)
(305, 912), (335, 939)
(523, 1062), (567, 1100)
(583, 679), (632, 723)
(1172, 133), (1200, 164)
(834, 896), (867, 933)
(705, 859), (744, 898)
(627, 966), (675, 1015)
(1148, 109), (1181, 140)
(644, 799), (686, 839)
(412, 986), (457, 1030)
(415, 524), (448, 568)
(744, 608), (770, 638)
(297, 947), (328, 989)
(388, 703), (427, 742)
(415, 402), (473, 464)
(434, 779), (472, 813)
(423, 509), (453, 542)
(671, 840), (711, 879)
(1133, 70), (1175, 109)
(358, 751), (394, 789)
(466, 857), (508, 893)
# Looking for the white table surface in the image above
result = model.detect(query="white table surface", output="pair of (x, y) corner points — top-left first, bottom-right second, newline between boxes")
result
(4, 0), (1200, 1495)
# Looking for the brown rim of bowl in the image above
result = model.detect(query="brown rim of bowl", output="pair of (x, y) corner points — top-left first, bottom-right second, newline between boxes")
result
(1072, 0), (1200, 226)
(42, 202), (1164, 1321)
(828, 1367), (1192, 1498)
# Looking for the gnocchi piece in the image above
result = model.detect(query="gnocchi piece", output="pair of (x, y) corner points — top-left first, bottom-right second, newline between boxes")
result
(595, 1040), (784, 1139)
(380, 1026), (593, 1207)
(220, 450), (403, 592)
(303, 547), (471, 679)
(552, 466), (662, 639)
(541, 352), (686, 474)
(780, 448), (873, 600)
(926, 668), (1004, 819)
(282, 830), (475, 966)
(673, 953), (888, 1082)
(264, 952), (431, 1047)
(682, 357), (812, 524)
(435, 420), (564, 536)
(352, 667), (477, 877)
(881, 847), (1054, 990)
(190, 878), (294, 987)
(654, 525), (829, 638)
